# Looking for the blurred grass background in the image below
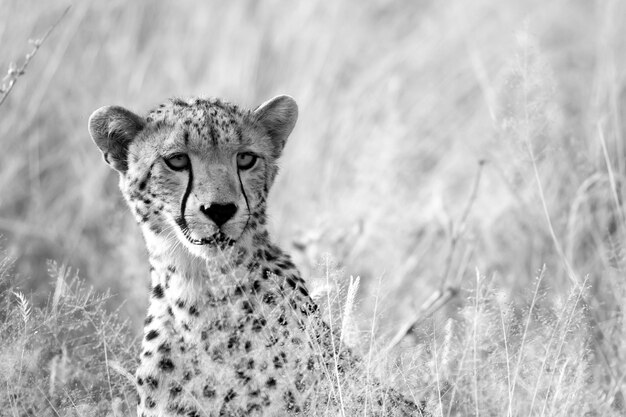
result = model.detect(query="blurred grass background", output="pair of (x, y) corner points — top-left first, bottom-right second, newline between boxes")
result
(1, 0), (625, 414)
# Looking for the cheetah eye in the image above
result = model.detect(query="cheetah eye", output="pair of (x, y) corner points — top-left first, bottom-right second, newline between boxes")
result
(164, 153), (190, 171)
(237, 153), (257, 170)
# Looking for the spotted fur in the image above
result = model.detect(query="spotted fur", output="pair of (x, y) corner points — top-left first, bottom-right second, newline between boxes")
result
(88, 95), (422, 416)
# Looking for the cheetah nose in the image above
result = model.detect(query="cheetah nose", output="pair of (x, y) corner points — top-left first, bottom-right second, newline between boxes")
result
(200, 203), (238, 227)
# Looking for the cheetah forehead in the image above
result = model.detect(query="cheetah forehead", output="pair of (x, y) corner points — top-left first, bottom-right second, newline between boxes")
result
(143, 97), (264, 149)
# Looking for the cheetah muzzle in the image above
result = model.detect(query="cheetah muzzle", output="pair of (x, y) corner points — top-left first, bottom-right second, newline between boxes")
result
(88, 95), (424, 416)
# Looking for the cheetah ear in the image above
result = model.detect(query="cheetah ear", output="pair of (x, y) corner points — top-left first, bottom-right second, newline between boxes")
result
(88, 106), (146, 173)
(253, 95), (298, 158)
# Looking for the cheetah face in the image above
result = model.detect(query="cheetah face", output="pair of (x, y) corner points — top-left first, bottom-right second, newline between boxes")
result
(88, 96), (297, 257)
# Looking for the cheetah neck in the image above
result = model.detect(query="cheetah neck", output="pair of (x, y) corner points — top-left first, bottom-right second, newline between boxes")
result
(139, 222), (310, 326)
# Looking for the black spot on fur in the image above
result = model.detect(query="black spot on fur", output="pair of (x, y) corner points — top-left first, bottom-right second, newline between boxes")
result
(252, 317), (267, 332)
(138, 171), (151, 191)
(224, 389), (236, 403)
(169, 384), (182, 397)
(266, 377), (276, 388)
(215, 319), (224, 331)
(167, 404), (187, 414)
(285, 277), (297, 289)
(137, 377), (144, 386)
(143, 350), (153, 357)
(144, 315), (154, 325)
(261, 292), (276, 305)
(295, 373), (306, 392)
(158, 343), (171, 354)
(244, 340), (252, 352)
(232, 285), (243, 296)
(159, 357), (175, 372)
(303, 302), (318, 314)
(265, 335), (278, 347)
(284, 390), (300, 412)
(146, 329), (159, 341)
(146, 396), (156, 408)
(145, 376), (159, 389)
(176, 299), (185, 308)
(149, 223), (162, 234)
(167, 306), (174, 316)
(152, 284), (164, 299)
(236, 369), (250, 383)
(189, 305), (199, 316)
(241, 301), (253, 315)
(273, 355), (284, 369)
(227, 334), (239, 349)
(203, 385), (216, 398)
(172, 98), (189, 107)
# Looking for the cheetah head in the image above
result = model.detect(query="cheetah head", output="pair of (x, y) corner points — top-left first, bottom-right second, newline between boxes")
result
(88, 96), (297, 257)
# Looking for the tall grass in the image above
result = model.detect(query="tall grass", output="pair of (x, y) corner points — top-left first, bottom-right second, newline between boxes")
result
(0, 258), (136, 416)
(1, 0), (625, 415)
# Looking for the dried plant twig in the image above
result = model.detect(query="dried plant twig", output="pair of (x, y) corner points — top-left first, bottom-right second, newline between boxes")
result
(0, 6), (70, 108)
(441, 159), (485, 288)
(385, 286), (458, 351)
(386, 160), (484, 350)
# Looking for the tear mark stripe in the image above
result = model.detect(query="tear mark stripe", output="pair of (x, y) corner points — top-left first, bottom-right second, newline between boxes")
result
(237, 167), (251, 235)
(176, 163), (194, 232)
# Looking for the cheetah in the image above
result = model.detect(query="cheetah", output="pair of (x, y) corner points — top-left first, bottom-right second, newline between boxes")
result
(88, 95), (423, 416)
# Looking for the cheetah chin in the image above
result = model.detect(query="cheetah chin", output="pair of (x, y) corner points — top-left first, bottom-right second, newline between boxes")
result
(174, 217), (236, 247)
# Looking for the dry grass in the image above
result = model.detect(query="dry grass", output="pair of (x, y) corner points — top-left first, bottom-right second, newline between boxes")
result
(1, 0), (625, 415)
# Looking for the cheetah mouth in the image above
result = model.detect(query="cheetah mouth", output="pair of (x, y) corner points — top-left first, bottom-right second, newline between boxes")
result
(175, 217), (235, 247)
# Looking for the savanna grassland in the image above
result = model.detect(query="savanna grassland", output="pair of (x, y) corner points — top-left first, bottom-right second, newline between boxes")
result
(1, 0), (625, 415)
